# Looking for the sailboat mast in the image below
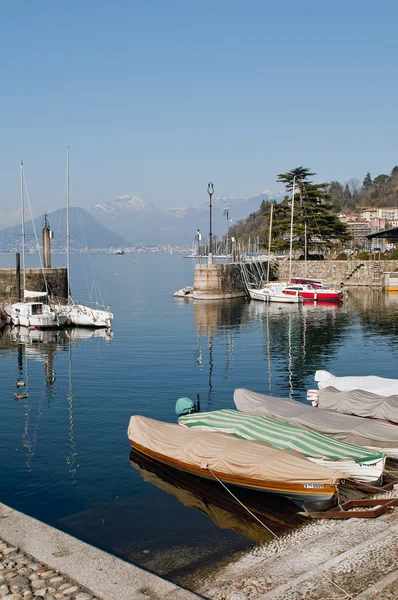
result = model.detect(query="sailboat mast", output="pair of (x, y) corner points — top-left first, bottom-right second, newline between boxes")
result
(266, 202), (273, 284)
(66, 147), (70, 301)
(20, 161), (26, 294)
(288, 176), (296, 282)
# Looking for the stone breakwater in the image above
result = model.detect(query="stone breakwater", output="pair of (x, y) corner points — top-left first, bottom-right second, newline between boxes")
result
(0, 540), (98, 600)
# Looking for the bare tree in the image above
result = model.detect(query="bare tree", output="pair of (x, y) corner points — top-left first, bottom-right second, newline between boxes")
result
(346, 178), (362, 198)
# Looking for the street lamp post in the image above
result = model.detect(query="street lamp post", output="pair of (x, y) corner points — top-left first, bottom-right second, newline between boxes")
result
(223, 204), (230, 261)
(207, 182), (214, 264)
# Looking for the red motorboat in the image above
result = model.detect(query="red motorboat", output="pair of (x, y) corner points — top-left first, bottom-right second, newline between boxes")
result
(282, 283), (344, 302)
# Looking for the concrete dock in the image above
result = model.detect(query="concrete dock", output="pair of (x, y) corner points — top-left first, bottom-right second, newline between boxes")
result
(2, 498), (398, 599)
(0, 503), (200, 600)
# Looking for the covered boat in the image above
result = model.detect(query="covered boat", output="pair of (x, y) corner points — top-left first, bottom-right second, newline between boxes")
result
(127, 415), (345, 511)
(233, 388), (398, 458)
(315, 370), (398, 396)
(309, 386), (398, 424)
(178, 409), (386, 484)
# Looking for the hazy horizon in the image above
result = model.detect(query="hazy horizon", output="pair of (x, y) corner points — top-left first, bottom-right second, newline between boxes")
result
(1, 1), (397, 215)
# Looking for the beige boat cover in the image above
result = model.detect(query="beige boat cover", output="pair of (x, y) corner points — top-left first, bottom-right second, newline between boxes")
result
(128, 415), (344, 485)
(317, 386), (398, 423)
(234, 388), (398, 450)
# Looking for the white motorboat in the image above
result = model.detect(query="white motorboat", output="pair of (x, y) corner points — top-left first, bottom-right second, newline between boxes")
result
(248, 284), (302, 304)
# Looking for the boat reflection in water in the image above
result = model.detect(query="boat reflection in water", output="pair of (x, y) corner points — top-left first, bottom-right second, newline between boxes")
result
(1, 325), (112, 475)
(129, 448), (303, 544)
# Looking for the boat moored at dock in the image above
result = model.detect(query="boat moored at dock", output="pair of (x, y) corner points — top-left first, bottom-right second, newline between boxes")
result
(233, 388), (398, 458)
(178, 409), (386, 484)
(127, 414), (345, 511)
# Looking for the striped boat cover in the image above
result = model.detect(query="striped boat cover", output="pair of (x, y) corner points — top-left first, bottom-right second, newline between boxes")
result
(179, 409), (383, 463)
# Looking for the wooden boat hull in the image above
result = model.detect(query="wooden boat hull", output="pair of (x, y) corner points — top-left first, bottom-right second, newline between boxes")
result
(129, 439), (337, 509)
(127, 416), (341, 511)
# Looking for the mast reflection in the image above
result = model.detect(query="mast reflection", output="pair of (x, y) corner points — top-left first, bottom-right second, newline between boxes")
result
(193, 299), (248, 410)
(0, 326), (112, 475)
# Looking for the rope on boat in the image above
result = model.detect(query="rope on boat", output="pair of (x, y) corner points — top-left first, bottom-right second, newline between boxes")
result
(205, 465), (279, 538)
(206, 465), (352, 600)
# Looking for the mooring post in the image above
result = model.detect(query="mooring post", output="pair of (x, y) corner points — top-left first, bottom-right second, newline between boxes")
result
(16, 252), (21, 302)
(42, 213), (52, 269)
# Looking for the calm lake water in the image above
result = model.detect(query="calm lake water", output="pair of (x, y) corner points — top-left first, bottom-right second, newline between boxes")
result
(1, 253), (398, 582)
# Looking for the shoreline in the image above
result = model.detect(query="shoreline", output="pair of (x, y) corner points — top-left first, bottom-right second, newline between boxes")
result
(0, 503), (200, 600)
(3, 498), (398, 599)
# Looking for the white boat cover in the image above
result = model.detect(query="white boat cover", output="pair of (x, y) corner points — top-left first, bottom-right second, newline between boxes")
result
(233, 388), (398, 453)
(24, 290), (48, 298)
(315, 370), (398, 397)
(128, 415), (344, 486)
(317, 386), (398, 424)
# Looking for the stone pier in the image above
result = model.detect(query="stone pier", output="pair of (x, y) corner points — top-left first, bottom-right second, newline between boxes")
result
(193, 263), (246, 300)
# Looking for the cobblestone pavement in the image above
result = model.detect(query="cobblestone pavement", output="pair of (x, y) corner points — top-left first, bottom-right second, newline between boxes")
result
(0, 539), (99, 600)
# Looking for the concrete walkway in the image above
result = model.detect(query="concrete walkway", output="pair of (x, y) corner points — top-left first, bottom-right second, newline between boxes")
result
(0, 503), (201, 600)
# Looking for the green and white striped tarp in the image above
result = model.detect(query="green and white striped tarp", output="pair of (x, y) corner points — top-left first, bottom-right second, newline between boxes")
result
(178, 409), (384, 463)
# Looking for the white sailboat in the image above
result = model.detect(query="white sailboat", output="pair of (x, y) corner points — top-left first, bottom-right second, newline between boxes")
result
(6, 162), (67, 329)
(54, 148), (113, 329)
(244, 194), (302, 304)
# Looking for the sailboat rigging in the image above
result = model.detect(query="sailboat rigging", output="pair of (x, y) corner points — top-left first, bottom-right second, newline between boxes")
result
(5, 162), (67, 329)
(241, 187), (302, 304)
(54, 148), (113, 328)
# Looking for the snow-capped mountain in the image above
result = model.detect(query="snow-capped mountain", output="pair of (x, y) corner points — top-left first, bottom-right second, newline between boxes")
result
(88, 195), (155, 217)
(0, 190), (285, 249)
(84, 190), (284, 245)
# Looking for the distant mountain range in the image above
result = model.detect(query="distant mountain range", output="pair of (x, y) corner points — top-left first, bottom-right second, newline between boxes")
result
(86, 190), (284, 246)
(0, 190), (284, 249)
(0, 207), (129, 251)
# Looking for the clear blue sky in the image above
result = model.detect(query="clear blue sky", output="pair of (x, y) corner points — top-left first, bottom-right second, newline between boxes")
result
(1, 0), (397, 215)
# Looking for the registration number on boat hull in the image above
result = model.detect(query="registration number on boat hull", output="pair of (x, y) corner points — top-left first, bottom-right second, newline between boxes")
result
(304, 484), (325, 489)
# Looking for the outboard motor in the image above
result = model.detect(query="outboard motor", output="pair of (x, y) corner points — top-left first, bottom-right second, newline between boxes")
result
(175, 397), (197, 417)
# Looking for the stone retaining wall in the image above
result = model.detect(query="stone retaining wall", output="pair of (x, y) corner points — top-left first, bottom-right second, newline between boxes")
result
(276, 260), (398, 287)
(0, 268), (68, 303)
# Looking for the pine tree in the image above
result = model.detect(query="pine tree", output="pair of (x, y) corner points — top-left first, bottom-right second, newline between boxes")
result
(363, 172), (373, 188)
(273, 167), (351, 257)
